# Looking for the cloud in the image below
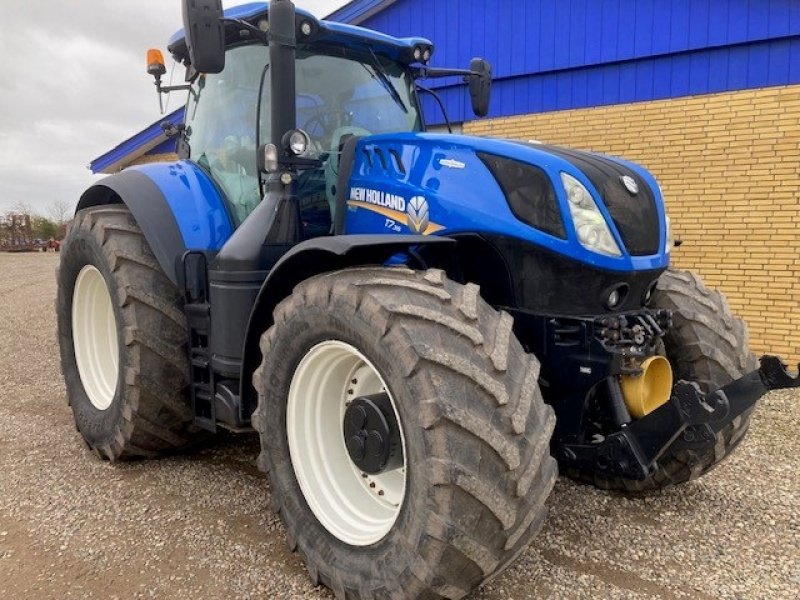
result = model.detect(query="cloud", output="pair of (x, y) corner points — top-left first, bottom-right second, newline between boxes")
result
(0, 0), (347, 216)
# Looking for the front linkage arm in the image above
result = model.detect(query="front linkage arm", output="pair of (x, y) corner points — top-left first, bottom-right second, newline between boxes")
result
(561, 356), (800, 481)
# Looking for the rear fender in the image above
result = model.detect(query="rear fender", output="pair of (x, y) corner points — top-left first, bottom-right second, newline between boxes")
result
(76, 161), (234, 284)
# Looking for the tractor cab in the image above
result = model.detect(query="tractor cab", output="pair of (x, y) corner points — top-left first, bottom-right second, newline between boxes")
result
(183, 42), (422, 233)
(163, 3), (432, 237)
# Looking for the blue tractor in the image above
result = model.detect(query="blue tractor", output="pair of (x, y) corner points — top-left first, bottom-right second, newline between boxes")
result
(56, 2), (799, 597)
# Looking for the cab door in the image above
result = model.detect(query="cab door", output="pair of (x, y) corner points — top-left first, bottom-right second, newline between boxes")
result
(185, 44), (268, 225)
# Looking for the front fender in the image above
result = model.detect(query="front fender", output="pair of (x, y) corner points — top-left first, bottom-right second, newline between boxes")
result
(76, 161), (234, 284)
(238, 234), (455, 417)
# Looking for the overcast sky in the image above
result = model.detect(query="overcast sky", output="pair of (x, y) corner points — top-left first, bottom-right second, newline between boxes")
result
(0, 0), (347, 217)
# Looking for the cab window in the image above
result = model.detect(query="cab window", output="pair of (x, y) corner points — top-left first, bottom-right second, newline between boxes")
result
(186, 45), (268, 225)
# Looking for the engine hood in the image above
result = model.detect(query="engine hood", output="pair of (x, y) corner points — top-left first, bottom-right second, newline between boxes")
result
(342, 131), (669, 273)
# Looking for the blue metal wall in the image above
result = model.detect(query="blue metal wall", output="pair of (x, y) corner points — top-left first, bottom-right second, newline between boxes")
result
(332, 0), (800, 124)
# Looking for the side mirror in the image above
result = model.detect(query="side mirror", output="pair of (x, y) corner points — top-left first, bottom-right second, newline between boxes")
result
(468, 58), (492, 117)
(182, 0), (226, 74)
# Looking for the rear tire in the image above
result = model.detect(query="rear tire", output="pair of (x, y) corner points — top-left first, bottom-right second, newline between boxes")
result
(252, 267), (557, 599)
(57, 205), (200, 460)
(569, 268), (757, 492)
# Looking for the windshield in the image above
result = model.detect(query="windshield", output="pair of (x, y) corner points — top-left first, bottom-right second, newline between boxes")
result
(291, 48), (422, 152)
(185, 44), (421, 225)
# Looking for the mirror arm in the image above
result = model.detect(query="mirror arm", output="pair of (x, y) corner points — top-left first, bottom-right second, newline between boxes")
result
(414, 61), (492, 118)
(151, 78), (193, 115)
(158, 83), (193, 94)
(414, 66), (479, 81)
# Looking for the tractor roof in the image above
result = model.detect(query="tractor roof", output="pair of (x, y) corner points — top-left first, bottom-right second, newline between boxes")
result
(167, 2), (432, 65)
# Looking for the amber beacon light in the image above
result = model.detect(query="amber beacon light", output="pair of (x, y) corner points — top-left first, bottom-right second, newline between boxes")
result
(147, 48), (167, 79)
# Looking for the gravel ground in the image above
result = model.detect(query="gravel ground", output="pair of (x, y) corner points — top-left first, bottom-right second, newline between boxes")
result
(0, 252), (798, 599)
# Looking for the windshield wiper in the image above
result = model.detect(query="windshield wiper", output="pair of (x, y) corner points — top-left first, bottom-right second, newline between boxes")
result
(364, 47), (408, 114)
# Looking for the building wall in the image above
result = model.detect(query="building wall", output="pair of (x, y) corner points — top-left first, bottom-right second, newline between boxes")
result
(465, 85), (800, 364)
(349, 0), (800, 125)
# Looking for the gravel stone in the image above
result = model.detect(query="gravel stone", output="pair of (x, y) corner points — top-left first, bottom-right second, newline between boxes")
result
(0, 252), (798, 599)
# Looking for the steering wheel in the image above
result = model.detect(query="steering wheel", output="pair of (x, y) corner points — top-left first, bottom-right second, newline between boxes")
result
(301, 111), (352, 144)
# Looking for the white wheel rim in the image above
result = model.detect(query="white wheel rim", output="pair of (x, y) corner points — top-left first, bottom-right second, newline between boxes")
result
(287, 341), (407, 546)
(72, 265), (119, 411)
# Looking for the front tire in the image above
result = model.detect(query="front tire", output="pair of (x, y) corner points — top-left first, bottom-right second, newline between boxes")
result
(57, 205), (200, 460)
(252, 267), (557, 599)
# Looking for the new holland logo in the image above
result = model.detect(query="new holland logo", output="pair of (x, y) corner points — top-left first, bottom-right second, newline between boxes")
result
(621, 175), (639, 195)
(406, 196), (430, 234)
(347, 187), (445, 235)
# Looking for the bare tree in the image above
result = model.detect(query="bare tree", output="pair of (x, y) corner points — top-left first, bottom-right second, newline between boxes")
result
(10, 200), (34, 217)
(47, 198), (73, 224)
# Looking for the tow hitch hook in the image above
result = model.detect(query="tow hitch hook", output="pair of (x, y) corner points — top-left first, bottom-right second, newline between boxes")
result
(559, 356), (799, 480)
(759, 355), (800, 390)
(674, 355), (799, 452)
(671, 355), (799, 458)
(705, 355), (800, 429)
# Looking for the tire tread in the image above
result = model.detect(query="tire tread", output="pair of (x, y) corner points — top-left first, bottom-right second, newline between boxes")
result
(57, 205), (201, 460)
(252, 267), (557, 599)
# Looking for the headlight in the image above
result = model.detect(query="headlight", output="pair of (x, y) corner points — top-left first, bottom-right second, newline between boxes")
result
(283, 129), (310, 156)
(561, 172), (622, 257)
